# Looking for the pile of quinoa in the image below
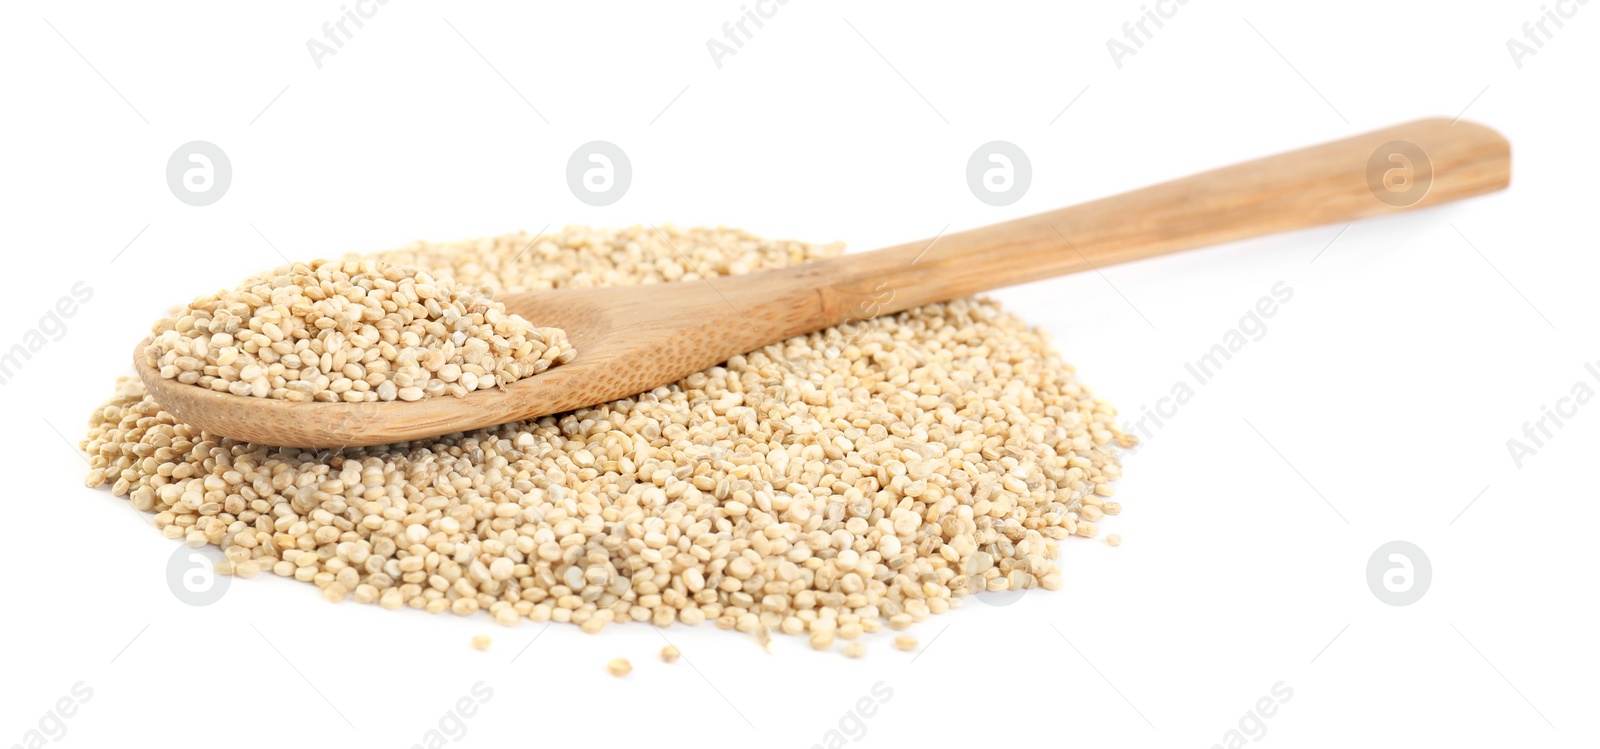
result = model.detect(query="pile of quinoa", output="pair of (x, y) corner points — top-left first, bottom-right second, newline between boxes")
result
(82, 225), (1132, 647)
(143, 259), (573, 402)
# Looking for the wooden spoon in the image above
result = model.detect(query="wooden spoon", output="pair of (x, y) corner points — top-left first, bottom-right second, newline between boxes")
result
(135, 118), (1510, 448)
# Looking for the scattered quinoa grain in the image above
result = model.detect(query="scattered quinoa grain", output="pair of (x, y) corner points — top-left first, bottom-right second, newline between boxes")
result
(471, 634), (492, 651)
(606, 658), (632, 677)
(894, 635), (918, 651)
(660, 645), (680, 663)
(842, 642), (867, 659)
(1106, 534), (1122, 547)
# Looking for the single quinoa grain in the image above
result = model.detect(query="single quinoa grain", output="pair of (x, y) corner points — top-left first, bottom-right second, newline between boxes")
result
(606, 658), (632, 677)
(893, 635), (917, 651)
(842, 642), (867, 659)
(1106, 534), (1122, 547)
(659, 645), (680, 663)
(471, 634), (492, 651)
(80, 225), (1131, 646)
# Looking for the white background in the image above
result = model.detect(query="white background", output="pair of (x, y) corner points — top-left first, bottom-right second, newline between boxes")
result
(1, 1), (1594, 747)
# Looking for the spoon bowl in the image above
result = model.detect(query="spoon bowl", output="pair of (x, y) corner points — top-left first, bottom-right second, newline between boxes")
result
(133, 276), (822, 447)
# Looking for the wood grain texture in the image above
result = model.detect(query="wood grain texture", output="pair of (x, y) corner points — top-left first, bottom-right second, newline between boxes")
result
(135, 118), (1510, 447)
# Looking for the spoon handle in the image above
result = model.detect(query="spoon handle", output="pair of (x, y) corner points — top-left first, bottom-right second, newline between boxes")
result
(780, 118), (1509, 328)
